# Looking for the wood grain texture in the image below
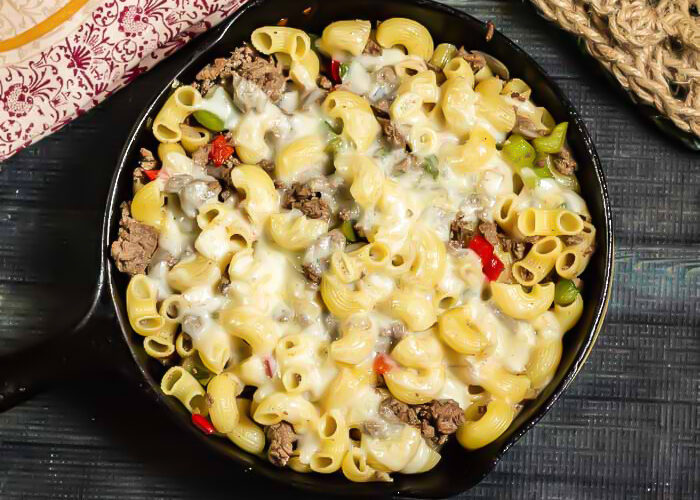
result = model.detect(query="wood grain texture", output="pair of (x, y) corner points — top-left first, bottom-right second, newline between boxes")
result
(0, 1), (698, 498)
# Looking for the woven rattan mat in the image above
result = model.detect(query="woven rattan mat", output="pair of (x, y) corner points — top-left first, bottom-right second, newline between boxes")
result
(530, 0), (700, 142)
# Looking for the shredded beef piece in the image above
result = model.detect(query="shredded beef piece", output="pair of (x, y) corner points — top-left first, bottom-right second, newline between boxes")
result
(553, 146), (578, 176)
(524, 235), (544, 244)
(282, 182), (330, 220)
(217, 276), (231, 295)
(111, 202), (159, 276)
(164, 174), (194, 194)
(421, 399), (466, 435)
(266, 421), (297, 467)
(302, 262), (322, 287)
(562, 234), (585, 247)
(563, 233), (595, 257)
(206, 164), (236, 184)
(511, 92), (527, 102)
(394, 154), (420, 174)
(196, 57), (228, 82)
(485, 20), (495, 42)
(514, 114), (549, 139)
(449, 213), (477, 249)
(371, 99), (391, 118)
(362, 420), (388, 438)
(139, 148), (158, 170)
(478, 221), (500, 247)
(380, 322), (407, 343)
(318, 75), (333, 90)
(192, 144), (211, 167)
(379, 397), (420, 427)
(456, 47), (486, 73)
(238, 56), (287, 102)
(379, 397), (464, 446)
(378, 117), (407, 149)
(195, 44), (286, 102)
(363, 38), (382, 55)
(512, 241), (527, 260)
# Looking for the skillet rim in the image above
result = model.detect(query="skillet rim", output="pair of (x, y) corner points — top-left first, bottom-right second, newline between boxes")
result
(103, 0), (614, 496)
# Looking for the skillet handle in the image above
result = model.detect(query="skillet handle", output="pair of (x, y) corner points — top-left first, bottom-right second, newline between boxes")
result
(0, 276), (117, 413)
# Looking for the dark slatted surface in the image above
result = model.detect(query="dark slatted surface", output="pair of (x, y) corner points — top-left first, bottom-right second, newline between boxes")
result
(1, 1), (698, 498)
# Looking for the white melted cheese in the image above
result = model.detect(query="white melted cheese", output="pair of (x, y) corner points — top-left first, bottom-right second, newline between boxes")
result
(138, 39), (593, 475)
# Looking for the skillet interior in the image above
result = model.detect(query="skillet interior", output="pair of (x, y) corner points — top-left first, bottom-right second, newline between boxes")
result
(106, 0), (613, 497)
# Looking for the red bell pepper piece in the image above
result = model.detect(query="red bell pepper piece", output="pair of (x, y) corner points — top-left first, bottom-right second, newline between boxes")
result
(373, 353), (395, 375)
(143, 169), (160, 181)
(468, 234), (504, 281)
(482, 254), (504, 281)
(209, 134), (234, 167)
(191, 414), (216, 435)
(330, 59), (342, 83)
(468, 234), (493, 261)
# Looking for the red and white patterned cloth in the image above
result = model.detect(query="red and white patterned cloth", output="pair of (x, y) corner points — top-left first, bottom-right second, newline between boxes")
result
(0, 0), (249, 161)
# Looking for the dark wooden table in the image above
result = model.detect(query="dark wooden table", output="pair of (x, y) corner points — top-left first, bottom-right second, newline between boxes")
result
(1, 1), (698, 498)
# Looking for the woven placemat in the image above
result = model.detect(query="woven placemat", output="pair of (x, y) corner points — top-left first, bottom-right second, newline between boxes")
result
(530, 0), (700, 146)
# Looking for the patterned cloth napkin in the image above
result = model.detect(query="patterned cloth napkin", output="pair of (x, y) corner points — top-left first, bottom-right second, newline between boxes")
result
(0, 0), (249, 161)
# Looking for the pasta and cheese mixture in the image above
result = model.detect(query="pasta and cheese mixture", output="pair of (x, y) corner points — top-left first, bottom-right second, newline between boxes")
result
(112, 18), (596, 482)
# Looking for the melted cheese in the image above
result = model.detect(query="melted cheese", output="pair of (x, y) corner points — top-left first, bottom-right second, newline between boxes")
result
(138, 33), (594, 478)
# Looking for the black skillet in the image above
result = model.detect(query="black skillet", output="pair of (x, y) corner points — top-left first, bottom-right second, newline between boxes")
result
(0, 0), (614, 497)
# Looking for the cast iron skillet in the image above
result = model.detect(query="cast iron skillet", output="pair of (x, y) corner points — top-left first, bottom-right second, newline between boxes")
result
(0, 0), (614, 497)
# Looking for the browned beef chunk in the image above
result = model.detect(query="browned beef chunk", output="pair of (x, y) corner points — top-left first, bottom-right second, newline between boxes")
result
(111, 202), (159, 276)
(362, 420), (389, 438)
(266, 421), (297, 467)
(302, 262), (322, 288)
(510, 92), (527, 102)
(394, 154), (420, 175)
(513, 113), (549, 139)
(192, 144), (211, 167)
(379, 397), (421, 427)
(379, 322), (407, 343)
(195, 44), (286, 102)
(379, 396), (464, 446)
(133, 148), (159, 192)
(282, 182), (330, 220)
(512, 241), (527, 260)
(478, 221), (500, 247)
(363, 38), (382, 55)
(419, 399), (466, 436)
(139, 147), (158, 170)
(449, 213), (477, 249)
(456, 47), (486, 73)
(378, 117), (407, 149)
(562, 234), (585, 247)
(238, 56), (287, 102)
(562, 233), (595, 257)
(552, 146), (578, 176)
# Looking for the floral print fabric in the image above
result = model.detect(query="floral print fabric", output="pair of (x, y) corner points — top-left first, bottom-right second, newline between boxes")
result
(0, 0), (248, 161)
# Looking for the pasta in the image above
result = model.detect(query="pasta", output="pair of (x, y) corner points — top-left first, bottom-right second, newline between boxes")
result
(113, 17), (597, 483)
